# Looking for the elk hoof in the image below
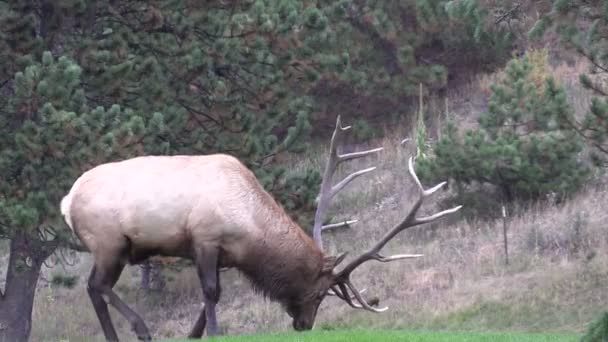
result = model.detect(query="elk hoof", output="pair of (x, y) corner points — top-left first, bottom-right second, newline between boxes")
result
(137, 332), (152, 341)
(132, 322), (152, 341)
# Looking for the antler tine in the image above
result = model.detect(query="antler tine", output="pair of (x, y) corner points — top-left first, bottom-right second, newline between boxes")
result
(336, 156), (461, 280)
(330, 166), (376, 199)
(327, 285), (343, 298)
(333, 284), (363, 309)
(322, 219), (358, 231)
(371, 253), (423, 262)
(338, 147), (385, 162)
(328, 285), (367, 297)
(322, 283), (374, 311)
(330, 156), (460, 311)
(345, 280), (388, 312)
(312, 115), (383, 249)
(407, 157), (462, 224)
(328, 285), (367, 301)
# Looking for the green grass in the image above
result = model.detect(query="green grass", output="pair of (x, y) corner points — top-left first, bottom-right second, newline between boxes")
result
(167, 329), (579, 342)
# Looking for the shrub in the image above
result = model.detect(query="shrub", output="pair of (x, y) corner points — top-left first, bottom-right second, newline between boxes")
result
(418, 52), (589, 216)
(582, 311), (608, 342)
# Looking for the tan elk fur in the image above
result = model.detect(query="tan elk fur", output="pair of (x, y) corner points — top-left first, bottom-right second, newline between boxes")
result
(61, 154), (328, 300)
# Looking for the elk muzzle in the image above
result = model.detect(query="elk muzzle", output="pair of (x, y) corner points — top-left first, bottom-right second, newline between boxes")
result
(292, 317), (314, 331)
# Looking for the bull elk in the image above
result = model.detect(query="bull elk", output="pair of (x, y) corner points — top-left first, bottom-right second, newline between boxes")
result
(60, 116), (461, 341)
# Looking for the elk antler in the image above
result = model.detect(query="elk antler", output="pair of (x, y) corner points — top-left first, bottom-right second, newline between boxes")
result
(312, 115), (383, 250)
(332, 157), (462, 312)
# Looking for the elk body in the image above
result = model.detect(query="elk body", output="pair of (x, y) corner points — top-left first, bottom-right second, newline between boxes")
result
(61, 117), (461, 341)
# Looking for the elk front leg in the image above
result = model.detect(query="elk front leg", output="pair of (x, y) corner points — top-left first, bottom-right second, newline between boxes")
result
(194, 245), (221, 336)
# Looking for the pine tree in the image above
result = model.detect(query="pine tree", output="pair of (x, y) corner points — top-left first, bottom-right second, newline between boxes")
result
(530, 0), (608, 162)
(417, 53), (589, 215)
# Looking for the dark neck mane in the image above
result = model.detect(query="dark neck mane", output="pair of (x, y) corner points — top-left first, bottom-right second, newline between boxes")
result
(235, 171), (324, 302)
(239, 216), (322, 302)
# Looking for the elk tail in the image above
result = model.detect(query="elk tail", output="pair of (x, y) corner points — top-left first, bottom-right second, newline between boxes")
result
(60, 177), (83, 233)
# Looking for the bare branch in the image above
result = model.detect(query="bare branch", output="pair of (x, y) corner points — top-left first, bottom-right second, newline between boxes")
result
(57, 246), (79, 266)
(494, 3), (522, 25)
(43, 255), (59, 268)
(58, 237), (90, 253)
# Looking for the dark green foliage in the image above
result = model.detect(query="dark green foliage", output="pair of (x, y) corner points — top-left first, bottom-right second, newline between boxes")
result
(531, 1), (608, 160)
(1, 53), (152, 234)
(0, 1), (348, 241)
(418, 55), (588, 212)
(582, 312), (608, 342)
(256, 164), (321, 227)
(309, 0), (514, 129)
(440, 0), (515, 69)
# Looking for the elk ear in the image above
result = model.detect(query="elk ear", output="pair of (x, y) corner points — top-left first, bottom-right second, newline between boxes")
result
(322, 252), (348, 274)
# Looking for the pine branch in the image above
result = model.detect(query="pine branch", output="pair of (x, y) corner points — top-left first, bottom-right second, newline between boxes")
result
(584, 79), (608, 97)
(342, 0), (406, 76)
(576, 48), (608, 75)
(0, 78), (9, 90)
(494, 3), (522, 25)
(347, 12), (403, 75)
(53, 233), (89, 253)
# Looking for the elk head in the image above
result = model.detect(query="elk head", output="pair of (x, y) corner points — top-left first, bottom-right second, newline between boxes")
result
(284, 253), (347, 331)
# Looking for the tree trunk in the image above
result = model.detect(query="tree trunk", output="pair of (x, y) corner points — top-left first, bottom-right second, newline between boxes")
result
(0, 231), (53, 342)
(140, 260), (165, 291)
(140, 261), (151, 291)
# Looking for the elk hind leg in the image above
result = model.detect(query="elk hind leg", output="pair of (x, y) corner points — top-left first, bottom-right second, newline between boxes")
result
(89, 256), (151, 341)
(87, 265), (120, 342)
(187, 304), (207, 338)
(193, 245), (221, 336)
